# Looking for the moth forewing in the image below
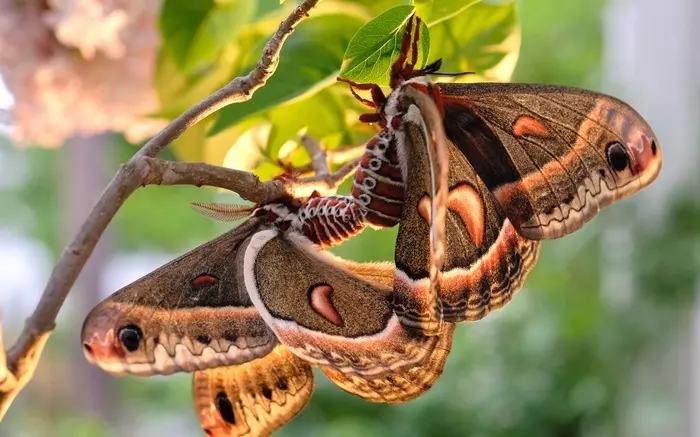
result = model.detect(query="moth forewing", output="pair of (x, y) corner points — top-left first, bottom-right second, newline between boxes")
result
(437, 82), (662, 240)
(81, 217), (278, 376)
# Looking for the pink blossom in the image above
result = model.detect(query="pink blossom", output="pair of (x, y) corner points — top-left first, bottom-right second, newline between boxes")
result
(0, 0), (165, 147)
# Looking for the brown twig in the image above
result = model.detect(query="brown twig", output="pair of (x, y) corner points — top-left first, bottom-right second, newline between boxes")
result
(328, 144), (366, 165)
(289, 139), (364, 182)
(0, 314), (7, 388)
(301, 134), (331, 177)
(0, 0), (322, 421)
(291, 157), (360, 196)
(141, 158), (357, 201)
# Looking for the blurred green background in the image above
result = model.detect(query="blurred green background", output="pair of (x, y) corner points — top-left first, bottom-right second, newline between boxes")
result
(0, 0), (696, 436)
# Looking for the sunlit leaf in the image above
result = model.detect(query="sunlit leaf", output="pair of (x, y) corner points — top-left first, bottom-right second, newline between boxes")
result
(338, 5), (430, 85)
(256, 0), (287, 18)
(428, 0), (520, 82)
(348, 0), (410, 16)
(415, 0), (480, 25)
(205, 115), (267, 168)
(154, 48), (236, 120)
(266, 89), (348, 160)
(208, 13), (365, 136)
(222, 123), (270, 173)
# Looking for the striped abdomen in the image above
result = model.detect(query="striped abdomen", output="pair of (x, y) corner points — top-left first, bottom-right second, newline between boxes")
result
(298, 196), (367, 248)
(351, 130), (405, 228)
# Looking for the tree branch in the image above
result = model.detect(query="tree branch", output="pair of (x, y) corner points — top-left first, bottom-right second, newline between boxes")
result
(140, 158), (357, 202)
(0, 0), (322, 421)
(301, 134), (331, 177)
(291, 136), (364, 190)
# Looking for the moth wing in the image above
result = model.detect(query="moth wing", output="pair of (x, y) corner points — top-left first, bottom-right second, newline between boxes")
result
(438, 138), (541, 322)
(243, 229), (438, 378)
(438, 82), (661, 239)
(392, 85), (450, 335)
(321, 323), (455, 404)
(192, 345), (313, 437)
(82, 218), (277, 376)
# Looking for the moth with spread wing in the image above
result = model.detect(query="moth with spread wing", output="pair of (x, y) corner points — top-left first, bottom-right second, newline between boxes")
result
(338, 14), (661, 321)
(82, 86), (454, 436)
(82, 209), (454, 436)
(81, 12), (662, 437)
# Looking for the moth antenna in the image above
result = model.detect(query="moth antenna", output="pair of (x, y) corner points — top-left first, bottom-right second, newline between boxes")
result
(419, 59), (474, 78)
(191, 202), (254, 222)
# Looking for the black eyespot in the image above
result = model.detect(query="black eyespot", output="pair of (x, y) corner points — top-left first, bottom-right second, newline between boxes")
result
(598, 169), (606, 179)
(276, 378), (288, 391)
(606, 142), (629, 172)
(215, 392), (236, 424)
(196, 335), (211, 345)
(118, 325), (143, 352)
(651, 139), (658, 155)
(262, 386), (273, 400)
(224, 334), (238, 343)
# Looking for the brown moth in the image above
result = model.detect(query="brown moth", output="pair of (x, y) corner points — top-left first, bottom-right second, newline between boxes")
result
(338, 14), (661, 322)
(80, 12), (664, 437)
(82, 206), (455, 435)
(82, 62), (455, 434)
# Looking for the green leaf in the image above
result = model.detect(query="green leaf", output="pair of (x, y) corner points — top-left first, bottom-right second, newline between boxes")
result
(160, 0), (256, 73)
(415, 0), (481, 26)
(428, 0), (520, 82)
(256, 0), (287, 19)
(349, 0), (411, 17)
(338, 5), (430, 85)
(266, 89), (349, 160)
(209, 13), (365, 136)
(221, 122), (270, 173)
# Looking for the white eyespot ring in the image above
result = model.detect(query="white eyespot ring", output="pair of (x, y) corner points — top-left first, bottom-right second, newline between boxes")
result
(358, 193), (371, 206)
(363, 177), (377, 189)
(369, 159), (382, 171)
